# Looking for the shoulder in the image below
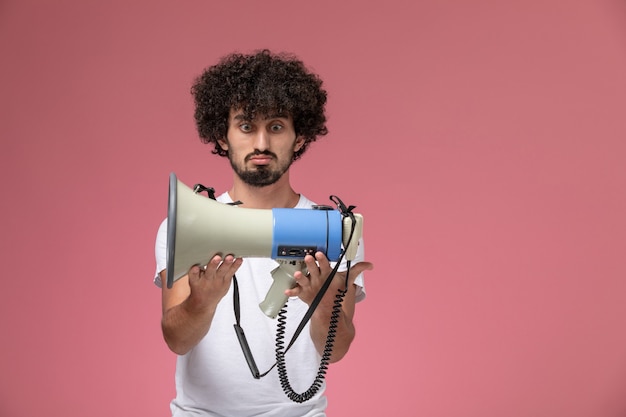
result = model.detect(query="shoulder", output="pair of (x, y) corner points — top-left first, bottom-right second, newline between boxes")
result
(295, 194), (317, 208)
(216, 192), (233, 204)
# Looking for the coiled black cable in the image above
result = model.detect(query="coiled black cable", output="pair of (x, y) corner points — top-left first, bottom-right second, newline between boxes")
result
(275, 287), (348, 403)
(231, 193), (359, 402)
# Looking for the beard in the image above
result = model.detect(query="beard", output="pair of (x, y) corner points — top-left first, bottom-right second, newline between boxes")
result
(229, 150), (294, 187)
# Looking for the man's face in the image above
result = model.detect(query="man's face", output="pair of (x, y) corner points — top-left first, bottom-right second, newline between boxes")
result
(219, 109), (305, 187)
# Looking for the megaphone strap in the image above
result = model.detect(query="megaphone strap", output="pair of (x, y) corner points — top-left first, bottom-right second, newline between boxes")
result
(232, 275), (261, 379)
(330, 194), (356, 217)
(192, 183), (216, 200)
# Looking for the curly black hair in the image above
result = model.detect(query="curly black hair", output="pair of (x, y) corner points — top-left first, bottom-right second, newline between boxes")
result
(191, 49), (328, 160)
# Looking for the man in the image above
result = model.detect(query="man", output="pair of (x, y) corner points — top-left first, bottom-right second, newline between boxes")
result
(154, 49), (373, 417)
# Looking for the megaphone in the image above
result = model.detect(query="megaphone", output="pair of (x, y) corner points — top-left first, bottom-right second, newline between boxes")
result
(166, 173), (363, 318)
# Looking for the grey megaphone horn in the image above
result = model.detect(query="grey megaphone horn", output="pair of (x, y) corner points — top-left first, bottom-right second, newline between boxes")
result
(166, 173), (363, 319)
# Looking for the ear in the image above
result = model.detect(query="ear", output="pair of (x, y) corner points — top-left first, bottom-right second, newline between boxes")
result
(294, 136), (305, 152)
(217, 138), (229, 151)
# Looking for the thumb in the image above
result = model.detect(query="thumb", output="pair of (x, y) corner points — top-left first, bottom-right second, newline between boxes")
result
(348, 261), (373, 279)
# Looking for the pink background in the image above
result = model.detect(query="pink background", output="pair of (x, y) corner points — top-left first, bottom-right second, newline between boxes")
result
(1, 1), (626, 416)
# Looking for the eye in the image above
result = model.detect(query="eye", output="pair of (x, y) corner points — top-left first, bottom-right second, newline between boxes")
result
(239, 123), (253, 133)
(270, 123), (284, 132)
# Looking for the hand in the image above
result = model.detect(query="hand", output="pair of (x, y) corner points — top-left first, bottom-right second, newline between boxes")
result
(186, 254), (243, 311)
(286, 251), (373, 307)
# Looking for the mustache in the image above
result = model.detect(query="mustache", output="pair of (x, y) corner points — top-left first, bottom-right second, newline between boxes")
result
(245, 150), (277, 162)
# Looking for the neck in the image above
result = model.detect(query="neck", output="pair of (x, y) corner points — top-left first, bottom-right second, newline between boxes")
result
(227, 171), (300, 209)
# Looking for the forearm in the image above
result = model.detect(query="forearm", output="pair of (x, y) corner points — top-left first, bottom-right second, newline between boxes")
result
(161, 298), (216, 355)
(288, 253), (371, 363)
(310, 286), (357, 363)
(160, 260), (239, 355)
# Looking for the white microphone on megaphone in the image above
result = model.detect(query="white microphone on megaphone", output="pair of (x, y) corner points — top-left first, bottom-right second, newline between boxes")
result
(166, 173), (363, 319)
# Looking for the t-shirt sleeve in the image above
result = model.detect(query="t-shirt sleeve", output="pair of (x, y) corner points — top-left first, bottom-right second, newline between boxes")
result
(153, 218), (167, 288)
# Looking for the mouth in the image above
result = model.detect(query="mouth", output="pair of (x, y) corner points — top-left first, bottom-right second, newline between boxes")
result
(248, 154), (274, 166)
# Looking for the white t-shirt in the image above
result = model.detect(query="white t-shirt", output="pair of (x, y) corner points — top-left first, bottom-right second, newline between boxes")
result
(154, 192), (366, 417)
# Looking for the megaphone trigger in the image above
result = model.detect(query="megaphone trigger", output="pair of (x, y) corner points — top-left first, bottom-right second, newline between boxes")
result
(259, 260), (305, 319)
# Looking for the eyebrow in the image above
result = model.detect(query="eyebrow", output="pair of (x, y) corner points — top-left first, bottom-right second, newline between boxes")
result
(232, 112), (290, 121)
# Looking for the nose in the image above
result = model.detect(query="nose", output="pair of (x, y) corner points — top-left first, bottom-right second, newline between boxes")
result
(252, 130), (269, 151)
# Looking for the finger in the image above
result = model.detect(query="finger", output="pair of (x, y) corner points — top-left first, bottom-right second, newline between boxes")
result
(187, 264), (203, 281)
(314, 251), (329, 262)
(208, 254), (223, 268)
(348, 261), (374, 281)
(303, 254), (321, 277)
(314, 251), (333, 274)
(294, 270), (311, 288)
(293, 269), (309, 279)
(218, 256), (243, 276)
(285, 285), (302, 298)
